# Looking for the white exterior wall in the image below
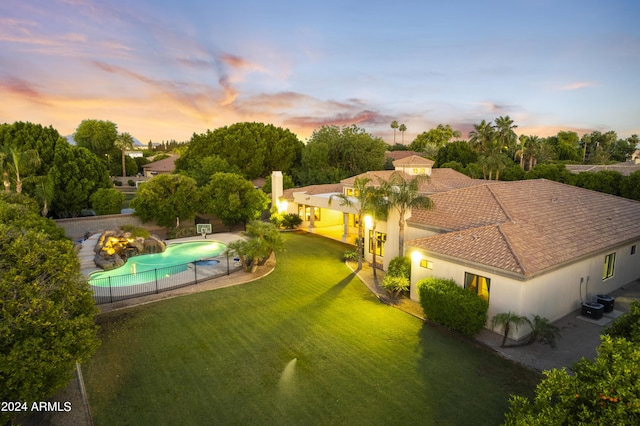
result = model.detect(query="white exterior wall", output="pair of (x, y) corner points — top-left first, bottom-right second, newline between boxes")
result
(410, 240), (640, 340)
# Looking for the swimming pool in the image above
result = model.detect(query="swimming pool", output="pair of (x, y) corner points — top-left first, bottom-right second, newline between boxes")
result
(90, 240), (227, 287)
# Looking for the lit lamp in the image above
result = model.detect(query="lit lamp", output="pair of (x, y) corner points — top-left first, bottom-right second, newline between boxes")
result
(364, 215), (373, 229)
(411, 251), (422, 262)
(277, 200), (288, 214)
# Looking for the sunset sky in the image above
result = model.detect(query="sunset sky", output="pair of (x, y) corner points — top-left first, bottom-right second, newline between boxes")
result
(1, 0), (639, 144)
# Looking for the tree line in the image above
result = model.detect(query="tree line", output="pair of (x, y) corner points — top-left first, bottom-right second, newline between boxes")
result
(2, 117), (638, 220)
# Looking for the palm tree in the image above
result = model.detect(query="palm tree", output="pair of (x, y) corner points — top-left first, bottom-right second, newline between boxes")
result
(515, 135), (528, 169)
(4, 146), (41, 193)
(495, 115), (518, 153)
(525, 135), (542, 171)
(366, 186), (389, 279)
(399, 123), (407, 145)
(526, 315), (561, 348)
(30, 174), (55, 217)
(329, 177), (374, 270)
(390, 121), (399, 144)
(0, 149), (10, 192)
(381, 172), (433, 257)
(114, 132), (135, 177)
(468, 119), (494, 153)
(492, 312), (529, 348)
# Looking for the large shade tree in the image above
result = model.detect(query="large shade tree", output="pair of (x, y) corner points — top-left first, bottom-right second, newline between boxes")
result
(131, 174), (200, 228)
(176, 122), (303, 180)
(199, 172), (269, 229)
(49, 143), (111, 217)
(73, 119), (118, 158)
(298, 125), (387, 185)
(409, 124), (461, 152)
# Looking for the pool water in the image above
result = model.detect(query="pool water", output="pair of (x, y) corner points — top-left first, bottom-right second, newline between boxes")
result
(90, 241), (226, 287)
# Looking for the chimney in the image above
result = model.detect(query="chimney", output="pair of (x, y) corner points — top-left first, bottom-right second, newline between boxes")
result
(272, 171), (283, 209)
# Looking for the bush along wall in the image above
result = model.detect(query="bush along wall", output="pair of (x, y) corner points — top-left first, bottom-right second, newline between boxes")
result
(418, 277), (489, 336)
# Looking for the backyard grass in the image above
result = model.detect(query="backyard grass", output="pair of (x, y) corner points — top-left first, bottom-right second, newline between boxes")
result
(84, 232), (540, 425)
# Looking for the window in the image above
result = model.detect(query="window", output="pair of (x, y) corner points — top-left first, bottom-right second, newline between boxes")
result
(632, 245), (637, 255)
(298, 205), (320, 221)
(464, 272), (490, 301)
(345, 188), (360, 197)
(603, 253), (616, 280)
(419, 259), (433, 269)
(368, 231), (386, 256)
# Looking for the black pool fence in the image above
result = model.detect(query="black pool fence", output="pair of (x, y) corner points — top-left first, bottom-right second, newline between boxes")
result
(90, 255), (243, 304)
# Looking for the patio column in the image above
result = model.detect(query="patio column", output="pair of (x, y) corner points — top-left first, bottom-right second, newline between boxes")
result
(342, 212), (349, 242)
(308, 206), (315, 232)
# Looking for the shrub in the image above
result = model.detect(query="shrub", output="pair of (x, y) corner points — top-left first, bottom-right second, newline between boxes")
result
(119, 225), (151, 239)
(418, 277), (489, 336)
(269, 213), (283, 228)
(90, 188), (124, 215)
(603, 300), (640, 342)
(128, 179), (136, 187)
(387, 256), (411, 279)
(113, 180), (123, 186)
(281, 213), (303, 229)
(343, 250), (358, 262)
(382, 275), (410, 295)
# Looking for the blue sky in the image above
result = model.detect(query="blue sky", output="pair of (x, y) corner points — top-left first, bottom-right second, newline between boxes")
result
(1, 0), (639, 143)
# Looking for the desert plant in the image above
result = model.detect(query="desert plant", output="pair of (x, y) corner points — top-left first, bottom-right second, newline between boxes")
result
(281, 213), (303, 229)
(119, 224), (151, 239)
(527, 315), (561, 348)
(382, 275), (410, 296)
(387, 256), (411, 280)
(343, 250), (358, 262)
(492, 312), (530, 348)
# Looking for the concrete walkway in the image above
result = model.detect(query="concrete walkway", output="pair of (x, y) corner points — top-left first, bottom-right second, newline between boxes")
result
(348, 261), (640, 373)
(78, 233), (101, 276)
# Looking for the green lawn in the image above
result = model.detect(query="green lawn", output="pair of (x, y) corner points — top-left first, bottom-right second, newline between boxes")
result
(84, 232), (539, 425)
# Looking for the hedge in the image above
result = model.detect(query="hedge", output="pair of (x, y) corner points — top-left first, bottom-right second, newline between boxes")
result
(418, 277), (489, 336)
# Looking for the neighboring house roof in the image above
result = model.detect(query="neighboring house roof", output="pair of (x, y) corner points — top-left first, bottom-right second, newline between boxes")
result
(392, 155), (434, 167)
(385, 150), (421, 161)
(142, 155), (178, 173)
(408, 179), (640, 278)
(565, 161), (640, 176)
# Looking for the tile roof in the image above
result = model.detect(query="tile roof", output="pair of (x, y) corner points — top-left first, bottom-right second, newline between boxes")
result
(407, 179), (640, 277)
(392, 155), (435, 167)
(385, 150), (421, 160)
(282, 183), (344, 200)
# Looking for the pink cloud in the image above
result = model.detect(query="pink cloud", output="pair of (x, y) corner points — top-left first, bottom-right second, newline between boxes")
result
(559, 81), (596, 91)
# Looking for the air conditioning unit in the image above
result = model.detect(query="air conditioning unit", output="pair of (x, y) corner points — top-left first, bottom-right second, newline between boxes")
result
(581, 302), (604, 319)
(595, 294), (615, 313)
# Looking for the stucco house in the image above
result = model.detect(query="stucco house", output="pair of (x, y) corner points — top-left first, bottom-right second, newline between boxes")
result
(272, 156), (640, 339)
